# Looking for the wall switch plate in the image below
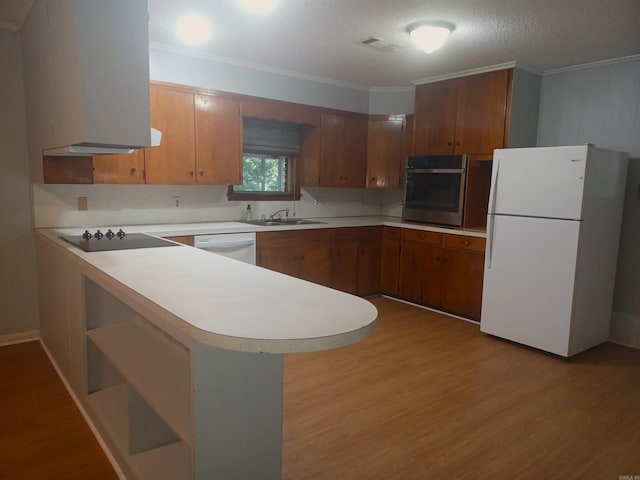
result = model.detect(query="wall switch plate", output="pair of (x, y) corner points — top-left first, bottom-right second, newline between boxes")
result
(77, 196), (88, 211)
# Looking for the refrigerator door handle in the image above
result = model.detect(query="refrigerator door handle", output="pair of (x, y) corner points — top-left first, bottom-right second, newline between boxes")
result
(486, 158), (500, 269)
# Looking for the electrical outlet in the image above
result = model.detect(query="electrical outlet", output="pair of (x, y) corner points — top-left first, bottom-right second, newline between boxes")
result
(314, 197), (322, 206)
(173, 196), (181, 208)
(77, 196), (88, 211)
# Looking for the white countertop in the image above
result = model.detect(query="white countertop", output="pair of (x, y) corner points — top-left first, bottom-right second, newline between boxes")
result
(35, 216), (484, 353)
(36, 229), (378, 354)
(48, 215), (487, 238)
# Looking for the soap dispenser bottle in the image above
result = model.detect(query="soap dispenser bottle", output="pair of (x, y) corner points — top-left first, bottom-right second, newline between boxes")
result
(245, 204), (252, 221)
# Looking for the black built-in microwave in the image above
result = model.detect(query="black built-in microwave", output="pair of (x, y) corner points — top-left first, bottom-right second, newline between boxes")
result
(402, 155), (468, 227)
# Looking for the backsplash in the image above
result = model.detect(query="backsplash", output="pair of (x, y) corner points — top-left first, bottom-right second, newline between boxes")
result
(32, 183), (401, 228)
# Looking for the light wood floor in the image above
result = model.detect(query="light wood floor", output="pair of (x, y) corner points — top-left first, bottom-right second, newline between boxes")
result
(2, 297), (639, 479)
(283, 297), (640, 479)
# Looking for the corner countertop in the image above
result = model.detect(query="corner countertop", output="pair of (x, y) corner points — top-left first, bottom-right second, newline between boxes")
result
(45, 216), (487, 238)
(35, 228), (378, 354)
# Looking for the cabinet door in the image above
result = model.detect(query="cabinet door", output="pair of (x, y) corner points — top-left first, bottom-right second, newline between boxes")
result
(299, 238), (333, 287)
(440, 249), (484, 321)
(194, 95), (242, 185)
(366, 116), (404, 188)
(399, 240), (426, 304)
(93, 150), (145, 184)
(256, 233), (298, 277)
(380, 227), (401, 296)
(296, 229), (333, 287)
(320, 113), (367, 187)
(332, 235), (359, 295)
(454, 69), (510, 154)
(256, 243), (298, 277)
(357, 237), (382, 296)
(413, 79), (457, 155)
(145, 87), (196, 184)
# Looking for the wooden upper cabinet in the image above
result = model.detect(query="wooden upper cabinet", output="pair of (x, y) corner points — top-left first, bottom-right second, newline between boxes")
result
(403, 114), (414, 158)
(319, 112), (367, 187)
(145, 86), (196, 185)
(92, 150), (145, 184)
(366, 115), (404, 189)
(455, 69), (510, 155)
(194, 95), (242, 185)
(413, 69), (511, 155)
(414, 79), (458, 155)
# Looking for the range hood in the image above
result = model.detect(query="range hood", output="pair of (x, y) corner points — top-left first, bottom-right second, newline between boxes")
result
(43, 128), (163, 156)
(22, 0), (155, 164)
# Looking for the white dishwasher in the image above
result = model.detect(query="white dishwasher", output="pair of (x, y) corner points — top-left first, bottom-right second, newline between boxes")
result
(194, 232), (256, 265)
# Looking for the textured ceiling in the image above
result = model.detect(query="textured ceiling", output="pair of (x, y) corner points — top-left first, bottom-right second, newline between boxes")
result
(2, 0), (639, 88)
(146, 0), (640, 88)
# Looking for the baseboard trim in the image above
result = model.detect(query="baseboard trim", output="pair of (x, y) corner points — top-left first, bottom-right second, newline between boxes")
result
(380, 295), (480, 325)
(610, 311), (640, 349)
(38, 339), (128, 480)
(0, 330), (40, 347)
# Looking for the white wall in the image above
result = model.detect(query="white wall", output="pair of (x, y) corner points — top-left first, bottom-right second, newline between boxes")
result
(537, 55), (640, 348)
(0, 30), (39, 342)
(32, 184), (385, 228)
(32, 46), (418, 229)
(149, 46), (373, 113)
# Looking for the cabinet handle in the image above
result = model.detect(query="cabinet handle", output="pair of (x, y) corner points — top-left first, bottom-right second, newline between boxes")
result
(199, 169), (204, 176)
(462, 240), (471, 246)
(189, 170), (195, 177)
(447, 141), (453, 146)
(455, 140), (460, 146)
(130, 168), (136, 175)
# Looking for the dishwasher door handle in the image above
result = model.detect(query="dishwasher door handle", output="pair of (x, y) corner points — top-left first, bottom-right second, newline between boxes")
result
(196, 239), (255, 250)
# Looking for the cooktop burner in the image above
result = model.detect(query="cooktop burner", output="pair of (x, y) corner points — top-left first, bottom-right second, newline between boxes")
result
(60, 229), (179, 252)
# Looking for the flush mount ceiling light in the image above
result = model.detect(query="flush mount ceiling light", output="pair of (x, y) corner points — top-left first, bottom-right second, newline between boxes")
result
(237, 0), (280, 14)
(408, 22), (454, 54)
(176, 13), (213, 46)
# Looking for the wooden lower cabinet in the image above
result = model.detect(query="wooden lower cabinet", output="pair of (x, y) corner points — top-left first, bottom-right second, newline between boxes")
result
(257, 230), (333, 288)
(380, 227), (401, 296)
(356, 227), (382, 296)
(258, 227), (382, 296)
(398, 229), (485, 321)
(398, 230), (442, 305)
(164, 235), (195, 247)
(258, 226), (484, 320)
(332, 229), (359, 294)
(440, 248), (484, 320)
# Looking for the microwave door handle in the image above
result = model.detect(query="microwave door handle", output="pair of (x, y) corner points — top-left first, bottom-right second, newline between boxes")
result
(485, 158), (500, 269)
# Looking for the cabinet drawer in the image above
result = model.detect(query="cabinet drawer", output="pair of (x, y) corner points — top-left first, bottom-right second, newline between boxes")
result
(383, 226), (401, 240)
(443, 234), (486, 253)
(358, 226), (382, 240)
(402, 229), (442, 246)
(334, 227), (359, 240)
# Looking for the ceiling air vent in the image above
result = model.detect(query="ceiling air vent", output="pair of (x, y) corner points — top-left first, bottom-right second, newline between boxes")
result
(357, 36), (401, 52)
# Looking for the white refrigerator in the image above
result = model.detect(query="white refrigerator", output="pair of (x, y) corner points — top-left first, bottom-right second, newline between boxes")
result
(480, 145), (628, 357)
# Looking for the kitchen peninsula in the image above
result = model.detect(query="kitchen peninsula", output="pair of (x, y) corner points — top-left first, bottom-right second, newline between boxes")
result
(35, 229), (377, 480)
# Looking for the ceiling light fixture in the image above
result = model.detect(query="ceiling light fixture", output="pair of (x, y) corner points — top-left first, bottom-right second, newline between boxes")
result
(237, 0), (280, 14)
(408, 22), (454, 54)
(176, 13), (213, 46)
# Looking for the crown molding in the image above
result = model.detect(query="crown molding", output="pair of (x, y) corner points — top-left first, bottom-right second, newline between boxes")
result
(543, 54), (640, 76)
(149, 42), (373, 92)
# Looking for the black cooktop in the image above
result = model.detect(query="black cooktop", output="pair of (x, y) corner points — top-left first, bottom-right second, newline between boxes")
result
(60, 230), (179, 252)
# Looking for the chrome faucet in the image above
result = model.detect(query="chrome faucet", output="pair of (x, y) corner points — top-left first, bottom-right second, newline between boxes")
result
(270, 208), (290, 220)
